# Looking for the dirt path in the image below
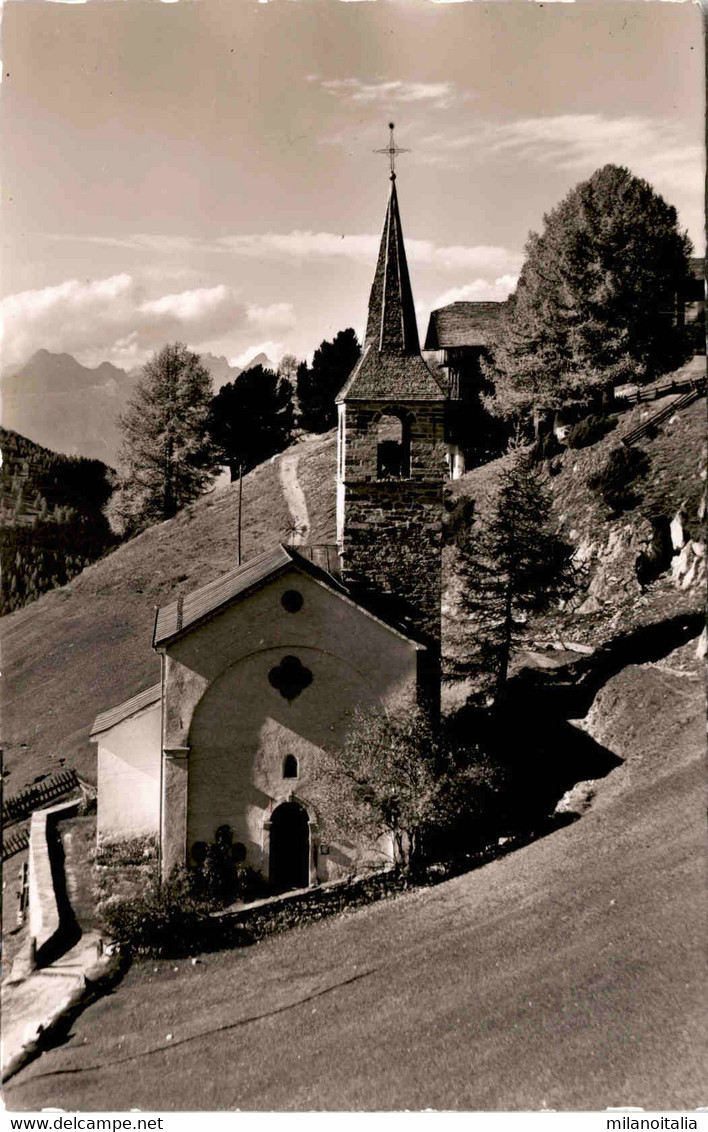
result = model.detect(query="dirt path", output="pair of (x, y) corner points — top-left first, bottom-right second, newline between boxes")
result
(278, 449), (310, 545)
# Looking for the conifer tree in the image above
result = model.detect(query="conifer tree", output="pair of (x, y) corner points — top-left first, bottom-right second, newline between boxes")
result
(107, 343), (219, 536)
(297, 328), (360, 432)
(446, 453), (576, 702)
(206, 363), (294, 480)
(490, 165), (693, 422)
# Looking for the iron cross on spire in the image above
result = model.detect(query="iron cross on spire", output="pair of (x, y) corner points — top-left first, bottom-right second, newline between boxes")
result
(374, 122), (411, 180)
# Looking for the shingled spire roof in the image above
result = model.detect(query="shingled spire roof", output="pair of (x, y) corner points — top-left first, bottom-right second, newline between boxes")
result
(337, 171), (446, 403)
(365, 177), (420, 354)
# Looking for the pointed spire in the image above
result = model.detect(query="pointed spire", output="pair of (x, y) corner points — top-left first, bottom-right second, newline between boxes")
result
(364, 177), (420, 355)
(336, 128), (447, 403)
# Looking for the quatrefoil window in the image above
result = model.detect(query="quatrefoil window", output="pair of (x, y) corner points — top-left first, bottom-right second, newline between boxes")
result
(268, 655), (313, 702)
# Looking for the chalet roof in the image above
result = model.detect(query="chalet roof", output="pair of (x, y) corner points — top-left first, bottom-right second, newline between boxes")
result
(152, 542), (424, 649)
(424, 301), (507, 350)
(90, 682), (161, 739)
(337, 345), (446, 402)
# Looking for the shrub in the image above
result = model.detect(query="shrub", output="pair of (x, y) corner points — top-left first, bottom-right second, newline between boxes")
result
(96, 834), (158, 867)
(98, 871), (211, 957)
(588, 445), (651, 513)
(566, 414), (616, 449)
(98, 829), (264, 955)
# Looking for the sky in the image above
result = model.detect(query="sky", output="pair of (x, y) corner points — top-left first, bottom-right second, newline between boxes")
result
(0, 0), (704, 374)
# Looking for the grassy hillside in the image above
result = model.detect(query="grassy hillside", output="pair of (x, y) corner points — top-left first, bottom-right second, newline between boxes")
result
(7, 645), (706, 1110)
(1, 430), (336, 793)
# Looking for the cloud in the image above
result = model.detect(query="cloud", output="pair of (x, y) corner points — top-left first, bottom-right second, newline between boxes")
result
(140, 285), (235, 323)
(47, 229), (521, 278)
(423, 113), (702, 203)
(1, 275), (297, 372)
(246, 302), (297, 330)
(219, 231), (381, 263)
(219, 231), (520, 276)
(487, 114), (702, 194)
(320, 78), (459, 109)
(432, 275), (518, 308)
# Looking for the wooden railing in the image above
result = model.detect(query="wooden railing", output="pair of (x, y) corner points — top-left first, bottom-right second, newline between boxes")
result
(2, 768), (79, 829)
(621, 386), (704, 447)
(2, 827), (30, 861)
(615, 374), (706, 407)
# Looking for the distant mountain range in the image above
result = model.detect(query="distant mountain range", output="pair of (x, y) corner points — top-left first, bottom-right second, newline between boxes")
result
(0, 349), (274, 467)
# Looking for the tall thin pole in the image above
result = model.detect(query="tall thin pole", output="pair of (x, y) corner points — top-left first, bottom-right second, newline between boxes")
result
(237, 462), (243, 566)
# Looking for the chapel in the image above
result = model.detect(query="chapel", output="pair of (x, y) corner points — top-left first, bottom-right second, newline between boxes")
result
(91, 157), (466, 890)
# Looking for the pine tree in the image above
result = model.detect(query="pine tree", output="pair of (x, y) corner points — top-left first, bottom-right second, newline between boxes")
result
(206, 363), (294, 480)
(446, 453), (576, 703)
(107, 343), (220, 535)
(297, 329), (360, 432)
(490, 165), (694, 422)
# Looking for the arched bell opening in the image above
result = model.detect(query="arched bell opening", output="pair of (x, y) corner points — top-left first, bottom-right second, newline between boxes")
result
(376, 410), (411, 479)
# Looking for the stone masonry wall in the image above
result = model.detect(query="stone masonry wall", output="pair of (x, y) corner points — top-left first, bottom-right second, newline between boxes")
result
(339, 399), (446, 646)
(341, 482), (443, 645)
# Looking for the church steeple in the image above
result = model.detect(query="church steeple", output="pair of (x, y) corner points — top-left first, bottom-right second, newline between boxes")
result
(334, 129), (448, 680)
(337, 144), (445, 404)
(364, 177), (420, 355)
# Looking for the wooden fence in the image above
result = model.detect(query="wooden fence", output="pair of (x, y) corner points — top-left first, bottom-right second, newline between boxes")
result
(2, 768), (79, 828)
(615, 374), (706, 407)
(2, 827), (30, 861)
(621, 386), (704, 447)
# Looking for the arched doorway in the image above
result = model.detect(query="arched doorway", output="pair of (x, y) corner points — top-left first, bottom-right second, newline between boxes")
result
(269, 801), (310, 892)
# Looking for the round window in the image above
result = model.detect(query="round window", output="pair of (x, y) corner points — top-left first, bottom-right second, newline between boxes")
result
(281, 589), (304, 613)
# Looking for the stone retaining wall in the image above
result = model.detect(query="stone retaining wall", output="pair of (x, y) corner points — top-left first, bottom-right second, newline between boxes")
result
(29, 799), (80, 967)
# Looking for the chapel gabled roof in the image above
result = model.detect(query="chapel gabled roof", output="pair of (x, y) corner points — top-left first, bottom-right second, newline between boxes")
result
(336, 175), (446, 403)
(90, 682), (162, 739)
(152, 543), (426, 649)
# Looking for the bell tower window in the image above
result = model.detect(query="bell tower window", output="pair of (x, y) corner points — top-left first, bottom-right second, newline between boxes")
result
(283, 754), (298, 779)
(377, 411), (410, 479)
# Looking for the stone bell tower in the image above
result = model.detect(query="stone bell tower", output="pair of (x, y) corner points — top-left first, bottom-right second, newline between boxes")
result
(335, 149), (447, 675)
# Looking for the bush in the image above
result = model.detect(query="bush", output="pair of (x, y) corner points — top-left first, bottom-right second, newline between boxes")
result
(98, 829), (263, 955)
(566, 414), (617, 449)
(96, 834), (158, 867)
(99, 870), (211, 957)
(588, 445), (650, 513)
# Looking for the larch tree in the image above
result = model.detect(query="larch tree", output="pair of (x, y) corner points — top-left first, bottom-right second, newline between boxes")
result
(445, 452), (576, 703)
(489, 165), (694, 422)
(107, 343), (219, 536)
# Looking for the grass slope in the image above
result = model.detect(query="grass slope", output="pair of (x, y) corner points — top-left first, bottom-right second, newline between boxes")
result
(6, 651), (706, 1111)
(2, 431), (336, 792)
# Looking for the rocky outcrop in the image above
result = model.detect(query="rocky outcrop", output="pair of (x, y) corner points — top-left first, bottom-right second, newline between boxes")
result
(567, 492), (705, 618)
